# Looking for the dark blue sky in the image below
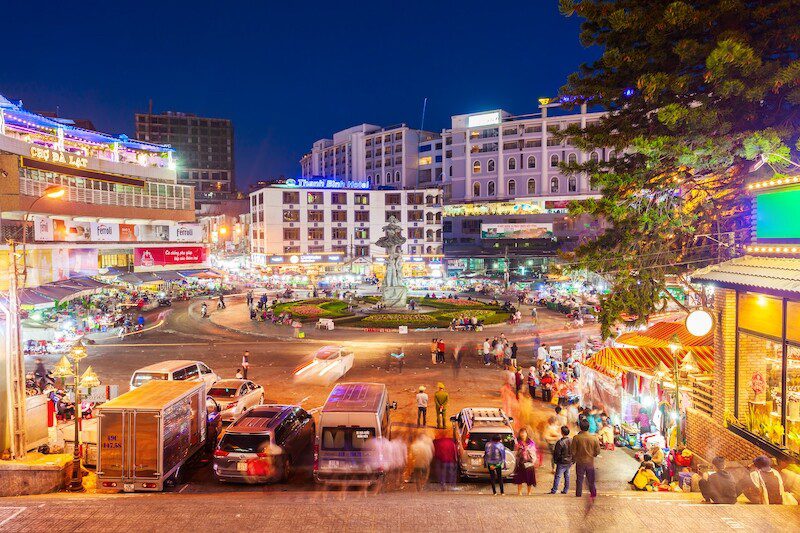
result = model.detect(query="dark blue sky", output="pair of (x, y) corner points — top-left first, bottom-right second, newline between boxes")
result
(2, 1), (596, 188)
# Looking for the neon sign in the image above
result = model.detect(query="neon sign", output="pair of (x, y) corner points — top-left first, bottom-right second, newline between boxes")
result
(443, 200), (544, 217)
(29, 146), (88, 169)
(467, 112), (501, 128)
(279, 178), (370, 190)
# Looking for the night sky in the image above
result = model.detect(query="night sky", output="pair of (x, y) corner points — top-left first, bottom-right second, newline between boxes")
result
(2, 1), (596, 188)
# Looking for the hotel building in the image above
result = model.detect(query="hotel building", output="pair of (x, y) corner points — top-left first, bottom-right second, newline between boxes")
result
(0, 95), (207, 291)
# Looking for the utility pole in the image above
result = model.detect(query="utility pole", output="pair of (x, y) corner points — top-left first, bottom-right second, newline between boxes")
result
(6, 240), (26, 458)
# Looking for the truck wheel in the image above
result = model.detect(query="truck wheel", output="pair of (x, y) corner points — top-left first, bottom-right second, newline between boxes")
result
(281, 456), (292, 483)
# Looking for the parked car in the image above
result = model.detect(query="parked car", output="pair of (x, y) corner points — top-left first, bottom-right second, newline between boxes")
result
(129, 360), (218, 391)
(450, 407), (516, 480)
(207, 379), (265, 423)
(212, 405), (315, 483)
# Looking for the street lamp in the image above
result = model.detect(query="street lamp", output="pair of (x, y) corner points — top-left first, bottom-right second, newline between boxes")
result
(667, 334), (684, 445)
(2, 184), (66, 459)
(52, 341), (100, 492)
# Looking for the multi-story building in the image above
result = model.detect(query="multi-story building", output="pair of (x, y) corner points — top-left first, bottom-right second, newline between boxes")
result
(0, 95), (207, 289)
(300, 124), (442, 190)
(249, 180), (443, 278)
(439, 102), (607, 277)
(135, 110), (234, 210)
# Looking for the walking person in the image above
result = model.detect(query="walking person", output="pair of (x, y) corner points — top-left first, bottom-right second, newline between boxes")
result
(416, 386), (429, 427)
(510, 342), (518, 369)
(218, 293), (226, 309)
(483, 338), (492, 366)
(434, 382), (449, 429)
(410, 434), (434, 491)
(436, 338), (446, 364)
(241, 350), (250, 379)
(433, 430), (458, 491)
(513, 428), (538, 495)
(550, 426), (573, 494)
(431, 338), (438, 365)
(571, 418), (600, 499)
(484, 434), (507, 495)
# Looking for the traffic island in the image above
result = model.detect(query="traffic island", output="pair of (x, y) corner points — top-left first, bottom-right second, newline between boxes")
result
(0, 453), (73, 496)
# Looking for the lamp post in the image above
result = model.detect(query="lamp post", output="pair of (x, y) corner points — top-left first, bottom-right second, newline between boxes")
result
(2, 184), (65, 459)
(667, 334), (684, 446)
(52, 341), (100, 492)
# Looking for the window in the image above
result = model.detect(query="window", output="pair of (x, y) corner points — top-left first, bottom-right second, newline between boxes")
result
(568, 176), (577, 192)
(283, 191), (299, 204)
(307, 210), (324, 222)
(408, 227), (423, 239)
(487, 181), (496, 196)
(407, 192), (423, 204)
(332, 228), (348, 239)
(355, 211), (370, 222)
(307, 192), (323, 204)
(375, 174), (381, 184)
(332, 210), (347, 222)
(463, 220), (481, 234)
(419, 156), (432, 165)
(354, 193), (369, 205)
(386, 172), (391, 183)
(508, 179), (516, 196)
(283, 210), (299, 222)
(307, 228), (323, 240)
(395, 171), (401, 182)
(354, 228), (369, 239)
(283, 228), (299, 240)
(550, 154), (559, 167)
(408, 210), (423, 221)
(550, 177), (559, 193)
(448, 165), (453, 177)
(354, 245), (370, 256)
(386, 194), (401, 205)
(487, 159), (495, 172)
(568, 153), (577, 164)
(590, 152), (600, 163)
(527, 155), (536, 169)
(443, 220), (452, 232)
(472, 161), (481, 174)
(331, 192), (347, 204)
(507, 157), (516, 170)
(527, 179), (536, 195)
(473, 182), (481, 197)
(385, 210), (401, 222)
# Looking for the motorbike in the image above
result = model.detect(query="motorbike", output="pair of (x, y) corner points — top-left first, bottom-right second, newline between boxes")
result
(201, 304), (208, 318)
(158, 298), (172, 307)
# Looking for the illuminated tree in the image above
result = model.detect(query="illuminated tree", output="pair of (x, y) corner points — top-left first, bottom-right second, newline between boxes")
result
(557, 0), (800, 336)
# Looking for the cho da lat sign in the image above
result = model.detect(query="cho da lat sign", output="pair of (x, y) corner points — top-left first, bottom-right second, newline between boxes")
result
(134, 246), (207, 269)
(29, 146), (88, 169)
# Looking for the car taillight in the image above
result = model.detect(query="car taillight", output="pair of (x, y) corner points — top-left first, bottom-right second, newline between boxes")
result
(213, 449), (229, 457)
(142, 482), (157, 489)
(463, 431), (470, 447)
(256, 452), (269, 458)
(313, 442), (319, 471)
(102, 481), (117, 488)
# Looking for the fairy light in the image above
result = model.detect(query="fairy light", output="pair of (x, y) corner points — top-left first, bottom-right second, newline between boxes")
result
(748, 176), (800, 190)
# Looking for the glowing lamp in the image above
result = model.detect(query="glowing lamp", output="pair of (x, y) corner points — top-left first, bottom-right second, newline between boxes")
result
(52, 355), (73, 379)
(680, 352), (699, 374)
(685, 309), (714, 337)
(44, 185), (66, 199)
(652, 361), (670, 380)
(79, 366), (101, 389)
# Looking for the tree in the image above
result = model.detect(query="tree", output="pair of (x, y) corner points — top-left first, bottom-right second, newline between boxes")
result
(556, 0), (800, 336)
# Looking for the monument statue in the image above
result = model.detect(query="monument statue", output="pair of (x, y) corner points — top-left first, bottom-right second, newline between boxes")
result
(375, 215), (408, 308)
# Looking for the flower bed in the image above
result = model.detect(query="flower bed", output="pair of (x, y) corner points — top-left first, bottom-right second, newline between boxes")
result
(290, 305), (326, 318)
(272, 298), (353, 321)
(418, 297), (491, 309)
(361, 313), (437, 326)
(438, 310), (497, 320)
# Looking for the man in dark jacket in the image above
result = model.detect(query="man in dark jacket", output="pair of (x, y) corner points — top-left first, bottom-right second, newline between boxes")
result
(570, 418), (601, 498)
(550, 426), (573, 494)
(699, 456), (738, 504)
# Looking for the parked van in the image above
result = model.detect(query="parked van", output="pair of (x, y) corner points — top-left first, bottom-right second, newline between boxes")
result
(130, 360), (219, 391)
(313, 382), (396, 485)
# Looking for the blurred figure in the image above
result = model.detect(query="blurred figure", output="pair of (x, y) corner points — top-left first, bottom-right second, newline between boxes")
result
(542, 416), (562, 473)
(698, 456), (738, 504)
(410, 434), (434, 491)
(433, 430), (458, 490)
(741, 455), (794, 505)
(513, 428), (537, 495)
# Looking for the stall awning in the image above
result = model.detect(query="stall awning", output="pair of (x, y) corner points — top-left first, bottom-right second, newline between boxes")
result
(0, 277), (111, 307)
(178, 268), (222, 279)
(691, 256), (800, 295)
(586, 346), (715, 378)
(154, 271), (184, 282)
(616, 321), (713, 348)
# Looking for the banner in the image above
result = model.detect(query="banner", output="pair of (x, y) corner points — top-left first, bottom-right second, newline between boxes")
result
(134, 246), (206, 268)
(69, 248), (99, 276)
(119, 224), (139, 242)
(480, 222), (553, 239)
(90, 222), (120, 242)
(53, 219), (92, 242)
(32, 216), (54, 241)
(168, 224), (203, 243)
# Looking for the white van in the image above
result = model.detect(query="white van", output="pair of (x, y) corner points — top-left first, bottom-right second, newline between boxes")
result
(129, 360), (219, 391)
(313, 382), (396, 485)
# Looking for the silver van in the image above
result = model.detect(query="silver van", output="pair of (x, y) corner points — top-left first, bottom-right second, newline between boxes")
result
(129, 360), (219, 391)
(313, 382), (396, 485)
(451, 407), (516, 479)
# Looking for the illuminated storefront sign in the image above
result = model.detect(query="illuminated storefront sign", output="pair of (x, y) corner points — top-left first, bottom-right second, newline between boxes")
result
(755, 187), (800, 242)
(443, 200), (544, 217)
(467, 111), (501, 128)
(481, 222), (553, 239)
(265, 254), (343, 265)
(32, 218), (202, 244)
(278, 178), (370, 190)
(29, 146), (88, 169)
(134, 246), (206, 268)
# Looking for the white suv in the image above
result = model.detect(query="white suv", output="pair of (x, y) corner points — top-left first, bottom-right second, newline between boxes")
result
(450, 407), (516, 479)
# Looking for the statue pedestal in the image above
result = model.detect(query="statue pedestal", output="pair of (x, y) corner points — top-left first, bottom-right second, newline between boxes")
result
(381, 286), (408, 309)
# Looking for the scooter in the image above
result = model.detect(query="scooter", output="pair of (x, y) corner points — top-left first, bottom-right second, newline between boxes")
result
(158, 298), (172, 307)
(201, 303), (208, 318)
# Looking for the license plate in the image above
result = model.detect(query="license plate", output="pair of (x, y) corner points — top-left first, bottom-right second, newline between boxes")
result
(327, 460), (341, 469)
(237, 462), (248, 472)
(123, 483), (134, 492)
(471, 458), (482, 466)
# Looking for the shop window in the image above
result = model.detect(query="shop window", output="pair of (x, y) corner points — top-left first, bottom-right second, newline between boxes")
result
(736, 331), (785, 445)
(472, 161), (481, 174)
(473, 182), (481, 197)
(508, 179), (516, 196)
(487, 181), (496, 196)
(788, 300), (800, 344)
(527, 179), (536, 195)
(738, 292), (782, 339)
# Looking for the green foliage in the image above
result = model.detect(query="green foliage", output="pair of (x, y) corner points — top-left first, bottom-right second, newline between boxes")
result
(558, 0), (800, 334)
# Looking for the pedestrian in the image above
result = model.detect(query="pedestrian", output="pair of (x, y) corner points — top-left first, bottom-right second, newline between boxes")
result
(514, 368), (524, 398)
(571, 418), (600, 498)
(33, 358), (48, 391)
(452, 346), (462, 380)
(235, 368), (244, 379)
(542, 416), (562, 472)
(533, 333), (541, 356)
(416, 386), (428, 427)
(436, 338), (446, 364)
(484, 434), (506, 495)
(431, 338), (438, 365)
(503, 344), (512, 369)
(483, 338), (492, 366)
(510, 342), (518, 369)
(537, 342), (548, 373)
(218, 293), (226, 309)
(550, 425), (573, 494)
(410, 434), (434, 491)
(433, 430), (458, 490)
(434, 382), (449, 429)
(531, 306), (538, 324)
(527, 366), (539, 399)
(242, 350), (250, 379)
(513, 428), (538, 495)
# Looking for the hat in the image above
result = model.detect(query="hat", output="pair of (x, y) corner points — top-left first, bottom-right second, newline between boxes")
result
(418, 385), (426, 392)
(437, 382), (445, 390)
(681, 449), (693, 457)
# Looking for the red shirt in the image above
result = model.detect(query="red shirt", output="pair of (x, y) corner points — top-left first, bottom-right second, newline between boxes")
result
(433, 437), (458, 463)
(437, 341), (445, 352)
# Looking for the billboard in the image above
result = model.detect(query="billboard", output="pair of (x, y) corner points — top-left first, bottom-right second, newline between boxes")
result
(32, 218), (202, 244)
(90, 222), (120, 242)
(53, 219), (92, 242)
(134, 246), (206, 269)
(756, 188), (800, 242)
(168, 224), (203, 242)
(481, 223), (553, 239)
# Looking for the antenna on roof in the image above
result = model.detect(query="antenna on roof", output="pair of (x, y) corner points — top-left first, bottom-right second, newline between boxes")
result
(148, 99), (153, 116)
(420, 97), (428, 132)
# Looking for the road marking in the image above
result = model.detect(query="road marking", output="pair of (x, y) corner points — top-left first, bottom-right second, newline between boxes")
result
(0, 507), (26, 529)
(720, 517), (746, 529)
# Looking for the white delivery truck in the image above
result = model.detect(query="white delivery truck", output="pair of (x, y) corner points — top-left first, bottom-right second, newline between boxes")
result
(96, 380), (218, 492)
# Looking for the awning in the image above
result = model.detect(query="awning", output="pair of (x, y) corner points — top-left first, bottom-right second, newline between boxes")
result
(178, 268), (222, 279)
(616, 321), (713, 348)
(586, 346), (715, 378)
(154, 271), (184, 282)
(0, 277), (111, 307)
(691, 255), (800, 295)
